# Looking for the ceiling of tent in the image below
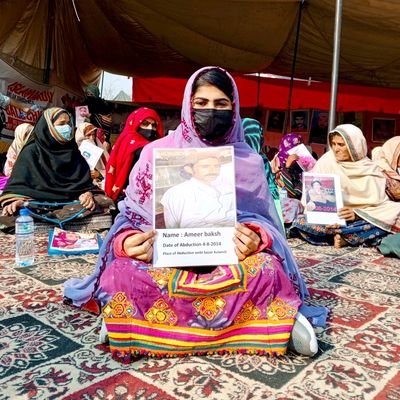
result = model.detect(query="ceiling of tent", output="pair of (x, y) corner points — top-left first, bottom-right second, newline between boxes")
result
(1, 0), (400, 93)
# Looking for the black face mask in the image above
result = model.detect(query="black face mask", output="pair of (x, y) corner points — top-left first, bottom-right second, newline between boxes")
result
(193, 109), (233, 141)
(137, 127), (158, 141)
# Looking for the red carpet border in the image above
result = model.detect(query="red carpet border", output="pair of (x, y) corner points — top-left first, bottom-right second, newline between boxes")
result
(0, 233), (399, 399)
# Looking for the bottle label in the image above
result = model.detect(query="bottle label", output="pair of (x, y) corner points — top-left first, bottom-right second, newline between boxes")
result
(16, 223), (34, 235)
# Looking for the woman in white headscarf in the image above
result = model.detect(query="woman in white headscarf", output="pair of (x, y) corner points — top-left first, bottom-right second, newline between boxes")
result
(3, 123), (34, 176)
(75, 122), (109, 189)
(291, 124), (400, 248)
(371, 136), (400, 201)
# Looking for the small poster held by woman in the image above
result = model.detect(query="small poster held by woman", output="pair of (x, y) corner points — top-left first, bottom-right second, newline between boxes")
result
(303, 172), (346, 225)
(287, 143), (316, 171)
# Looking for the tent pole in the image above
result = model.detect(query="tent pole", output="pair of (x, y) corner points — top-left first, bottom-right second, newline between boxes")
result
(43, 0), (55, 84)
(328, 0), (343, 131)
(286, 0), (305, 132)
(255, 72), (262, 119)
(100, 71), (105, 97)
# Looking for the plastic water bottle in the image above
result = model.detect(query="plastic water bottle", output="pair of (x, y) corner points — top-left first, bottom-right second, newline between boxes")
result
(15, 208), (35, 267)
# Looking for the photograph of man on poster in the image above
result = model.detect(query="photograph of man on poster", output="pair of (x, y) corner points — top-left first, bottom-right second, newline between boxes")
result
(154, 147), (236, 229)
(306, 179), (337, 212)
(290, 110), (309, 133)
(309, 111), (329, 144)
(266, 110), (286, 132)
(75, 105), (90, 127)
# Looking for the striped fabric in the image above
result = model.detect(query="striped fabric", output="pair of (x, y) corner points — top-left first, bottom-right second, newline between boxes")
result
(101, 250), (300, 362)
(105, 317), (293, 359)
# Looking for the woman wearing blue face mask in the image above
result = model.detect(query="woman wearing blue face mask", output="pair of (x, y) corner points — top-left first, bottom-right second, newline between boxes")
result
(0, 107), (99, 216)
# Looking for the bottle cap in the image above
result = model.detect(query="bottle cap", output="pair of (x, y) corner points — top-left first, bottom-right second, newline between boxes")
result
(19, 208), (30, 216)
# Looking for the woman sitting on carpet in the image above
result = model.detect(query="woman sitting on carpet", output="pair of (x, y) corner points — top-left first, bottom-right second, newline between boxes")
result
(75, 122), (110, 191)
(371, 136), (400, 201)
(270, 133), (305, 227)
(65, 67), (327, 362)
(291, 124), (400, 248)
(104, 107), (163, 202)
(271, 133), (304, 199)
(0, 107), (103, 216)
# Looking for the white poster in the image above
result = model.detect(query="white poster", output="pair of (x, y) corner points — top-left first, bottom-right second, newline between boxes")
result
(79, 140), (103, 170)
(152, 146), (238, 267)
(287, 143), (316, 171)
(303, 172), (346, 226)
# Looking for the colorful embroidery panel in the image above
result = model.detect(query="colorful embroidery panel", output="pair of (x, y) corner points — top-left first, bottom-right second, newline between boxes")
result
(169, 264), (247, 298)
(144, 298), (178, 326)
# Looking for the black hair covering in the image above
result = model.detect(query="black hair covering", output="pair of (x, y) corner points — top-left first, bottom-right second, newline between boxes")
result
(192, 68), (234, 101)
(3, 108), (96, 201)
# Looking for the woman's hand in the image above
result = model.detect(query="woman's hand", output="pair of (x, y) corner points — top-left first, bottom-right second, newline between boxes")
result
(123, 230), (156, 262)
(79, 192), (95, 211)
(286, 154), (299, 168)
(234, 223), (261, 261)
(1, 200), (24, 216)
(338, 207), (356, 222)
(103, 142), (111, 153)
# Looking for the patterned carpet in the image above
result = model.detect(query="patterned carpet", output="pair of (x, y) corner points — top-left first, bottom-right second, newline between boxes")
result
(0, 231), (399, 400)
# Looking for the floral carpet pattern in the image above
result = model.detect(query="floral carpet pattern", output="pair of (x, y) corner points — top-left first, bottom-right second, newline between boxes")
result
(0, 232), (399, 399)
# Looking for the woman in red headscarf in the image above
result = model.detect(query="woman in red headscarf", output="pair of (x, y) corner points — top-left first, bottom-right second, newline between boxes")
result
(105, 107), (163, 202)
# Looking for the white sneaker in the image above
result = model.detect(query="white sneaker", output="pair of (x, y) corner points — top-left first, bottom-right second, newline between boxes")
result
(288, 312), (318, 356)
(98, 319), (109, 344)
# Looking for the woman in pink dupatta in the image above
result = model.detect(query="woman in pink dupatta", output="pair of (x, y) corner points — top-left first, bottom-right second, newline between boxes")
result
(65, 67), (323, 362)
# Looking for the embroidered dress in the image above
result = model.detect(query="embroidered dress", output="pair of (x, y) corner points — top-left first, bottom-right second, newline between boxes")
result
(100, 254), (301, 361)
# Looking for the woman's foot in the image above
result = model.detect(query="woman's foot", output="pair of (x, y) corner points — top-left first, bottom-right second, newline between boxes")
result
(334, 234), (347, 249)
(288, 313), (318, 357)
(99, 319), (109, 344)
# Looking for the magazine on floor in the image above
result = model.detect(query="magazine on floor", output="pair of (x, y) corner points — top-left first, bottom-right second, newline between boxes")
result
(287, 144), (316, 171)
(303, 172), (346, 225)
(48, 227), (102, 255)
(152, 146), (238, 267)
